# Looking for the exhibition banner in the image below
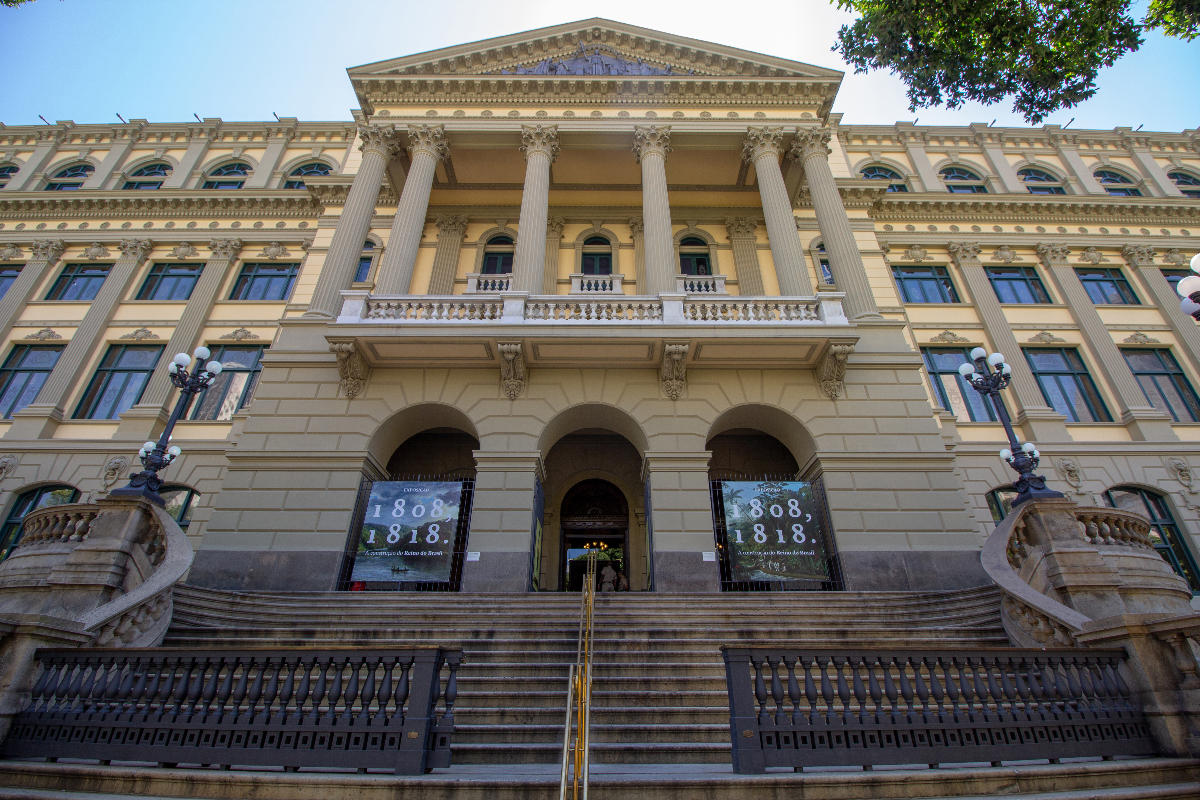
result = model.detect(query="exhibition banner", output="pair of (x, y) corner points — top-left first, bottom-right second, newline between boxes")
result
(350, 481), (465, 584)
(718, 480), (830, 583)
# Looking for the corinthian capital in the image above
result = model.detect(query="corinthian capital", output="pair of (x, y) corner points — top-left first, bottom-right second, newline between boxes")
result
(520, 125), (560, 162)
(790, 127), (833, 161)
(946, 242), (982, 265)
(632, 126), (671, 163)
(1036, 243), (1071, 267)
(30, 239), (66, 265)
(1121, 244), (1155, 267)
(357, 125), (404, 159)
(435, 215), (469, 236)
(407, 124), (449, 161)
(118, 239), (153, 265)
(208, 238), (243, 260)
(724, 217), (758, 238)
(742, 127), (785, 163)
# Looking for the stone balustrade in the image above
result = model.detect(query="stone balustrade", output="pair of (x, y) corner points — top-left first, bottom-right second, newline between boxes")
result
(1076, 508), (1155, 549)
(675, 273), (726, 294)
(569, 272), (624, 294)
(465, 273), (513, 293)
(16, 504), (99, 547)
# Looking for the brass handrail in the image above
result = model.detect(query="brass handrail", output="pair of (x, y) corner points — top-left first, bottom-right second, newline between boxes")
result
(559, 552), (597, 800)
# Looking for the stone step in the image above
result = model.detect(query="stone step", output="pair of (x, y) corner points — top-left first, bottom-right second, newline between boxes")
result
(455, 722), (730, 745)
(456, 706), (728, 726)
(451, 740), (731, 764)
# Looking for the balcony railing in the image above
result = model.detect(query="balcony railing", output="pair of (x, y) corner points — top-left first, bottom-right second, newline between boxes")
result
(569, 273), (624, 294)
(465, 272), (512, 293)
(676, 274), (726, 294)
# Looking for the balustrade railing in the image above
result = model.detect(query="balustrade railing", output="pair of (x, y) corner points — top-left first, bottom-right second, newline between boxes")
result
(722, 646), (1154, 773)
(570, 273), (624, 295)
(685, 298), (821, 323)
(364, 297), (504, 321)
(2, 647), (461, 774)
(16, 504), (99, 548)
(675, 274), (726, 294)
(466, 273), (513, 293)
(528, 298), (662, 322)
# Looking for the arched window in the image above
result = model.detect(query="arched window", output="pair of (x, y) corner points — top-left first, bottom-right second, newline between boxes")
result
(986, 486), (1018, 523)
(44, 164), (93, 191)
(0, 484), (79, 558)
(159, 485), (199, 532)
(1093, 169), (1142, 197)
(580, 236), (612, 275)
(1018, 167), (1066, 195)
(355, 240), (377, 282)
(860, 165), (909, 193)
(0, 164), (18, 189)
(1104, 485), (1200, 592)
(678, 236), (711, 275)
(122, 162), (171, 190)
(202, 161), (251, 190)
(481, 235), (514, 275)
(283, 161), (331, 190)
(940, 166), (988, 194)
(1167, 170), (1200, 199)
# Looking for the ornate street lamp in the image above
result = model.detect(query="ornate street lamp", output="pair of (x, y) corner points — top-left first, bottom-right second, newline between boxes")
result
(957, 347), (1064, 507)
(111, 347), (222, 504)
(1174, 253), (1200, 321)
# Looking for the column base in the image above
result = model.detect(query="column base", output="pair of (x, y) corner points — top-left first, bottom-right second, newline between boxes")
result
(4, 404), (65, 440)
(652, 550), (719, 592)
(1121, 409), (1178, 442)
(1013, 409), (1069, 444)
(114, 404), (172, 442)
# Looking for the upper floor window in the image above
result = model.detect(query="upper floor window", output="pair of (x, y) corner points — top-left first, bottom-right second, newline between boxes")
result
(201, 161), (250, 190)
(137, 262), (202, 301)
(678, 237), (711, 275)
(122, 162), (171, 190)
(1162, 269), (1191, 293)
(74, 345), (163, 420)
(1121, 348), (1200, 423)
(160, 485), (199, 531)
(1018, 167), (1066, 195)
(1093, 169), (1142, 197)
(0, 345), (62, 419)
(814, 242), (833, 284)
(1075, 267), (1139, 305)
(921, 347), (995, 422)
(860, 165), (908, 193)
(46, 263), (108, 301)
(0, 164), (18, 189)
(0, 266), (20, 299)
(985, 266), (1051, 304)
(940, 166), (988, 194)
(481, 235), (514, 275)
(581, 236), (612, 275)
(1167, 170), (1200, 199)
(986, 486), (1018, 523)
(892, 265), (959, 303)
(189, 345), (264, 420)
(355, 240), (377, 282)
(1104, 486), (1199, 592)
(230, 262), (300, 301)
(0, 484), (79, 559)
(1024, 347), (1112, 422)
(44, 164), (93, 191)
(283, 161), (331, 190)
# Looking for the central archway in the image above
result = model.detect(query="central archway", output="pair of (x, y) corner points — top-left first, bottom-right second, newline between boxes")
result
(559, 478), (629, 591)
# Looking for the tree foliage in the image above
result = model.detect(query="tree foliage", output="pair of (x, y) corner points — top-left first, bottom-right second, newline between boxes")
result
(833, 0), (1197, 124)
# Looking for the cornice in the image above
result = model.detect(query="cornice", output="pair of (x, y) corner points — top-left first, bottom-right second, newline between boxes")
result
(838, 124), (1199, 151)
(0, 190), (320, 220)
(305, 179), (397, 209)
(869, 194), (1200, 225)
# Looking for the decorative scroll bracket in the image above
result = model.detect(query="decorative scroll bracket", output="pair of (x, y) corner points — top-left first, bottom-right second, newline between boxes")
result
(817, 343), (854, 400)
(660, 342), (689, 400)
(498, 342), (526, 400)
(329, 340), (369, 400)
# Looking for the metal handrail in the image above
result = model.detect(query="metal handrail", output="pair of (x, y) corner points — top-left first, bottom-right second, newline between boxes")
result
(559, 552), (597, 800)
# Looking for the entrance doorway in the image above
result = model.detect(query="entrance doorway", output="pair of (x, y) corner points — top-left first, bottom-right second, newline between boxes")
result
(559, 479), (628, 592)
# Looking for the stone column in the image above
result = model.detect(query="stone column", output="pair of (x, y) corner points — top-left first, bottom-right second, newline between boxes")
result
(1048, 129), (1105, 195)
(512, 126), (559, 294)
(970, 124), (1024, 193)
(724, 217), (765, 295)
(628, 216), (646, 294)
(426, 216), (468, 295)
(896, 124), (939, 192)
(1129, 247), (1200, 366)
(83, 124), (145, 189)
(373, 125), (449, 296)
(459, 451), (541, 592)
(245, 121), (297, 189)
(162, 119), (220, 189)
(0, 240), (64, 342)
(643, 451), (718, 592)
(1120, 130), (1175, 197)
(1037, 244), (1174, 441)
(305, 125), (402, 317)
(4, 128), (65, 191)
(543, 217), (565, 295)
(633, 127), (675, 295)
(744, 128), (812, 296)
(793, 128), (879, 318)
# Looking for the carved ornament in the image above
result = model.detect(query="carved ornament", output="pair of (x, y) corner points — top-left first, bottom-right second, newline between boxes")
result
(1036, 243), (1071, 266)
(632, 126), (671, 162)
(1122, 331), (1160, 344)
(1078, 247), (1107, 264)
(929, 330), (970, 344)
(357, 125), (405, 159)
(1162, 248), (1187, 266)
(220, 327), (258, 341)
(499, 43), (676, 76)
(520, 125), (560, 162)
(1052, 456), (1083, 490)
(1166, 457), (1194, 492)
(741, 127), (784, 163)
(102, 455), (130, 489)
(170, 242), (200, 259)
(790, 127), (833, 161)
(498, 342), (526, 400)
(1027, 330), (1066, 343)
(0, 244), (23, 261)
(0, 454), (17, 481)
(82, 242), (111, 260)
(118, 239), (153, 265)
(257, 242), (290, 260)
(435, 215), (469, 237)
(817, 343), (854, 400)
(407, 125), (449, 161)
(24, 327), (61, 341)
(904, 244), (933, 262)
(946, 242), (981, 264)
(1121, 244), (1155, 267)
(724, 217), (758, 238)
(208, 238), (242, 260)
(660, 342), (688, 401)
(119, 327), (159, 341)
(627, 216), (644, 236)
(330, 340), (369, 399)
(0, 193), (319, 221)
(993, 245), (1018, 263)
(546, 216), (566, 238)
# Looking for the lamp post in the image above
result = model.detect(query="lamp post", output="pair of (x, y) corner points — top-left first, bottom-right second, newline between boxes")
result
(957, 347), (1064, 507)
(111, 346), (222, 505)
(1174, 253), (1200, 321)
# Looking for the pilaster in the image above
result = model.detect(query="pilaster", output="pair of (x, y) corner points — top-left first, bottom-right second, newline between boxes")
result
(3, 127), (67, 192)
(628, 216), (646, 294)
(513, 125), (559, 293)
(245, 120), (297, 189)
(1119, 130), (1175, 197)
(373, 125), (448, 295)
(743, 127), (811, 296)
(633, 126), (674, 295)
(1129, 250), (1200, 369)
(0, 240), (64, 344)
(724, 217), (764, 295)
(544, 217), (565, 295)
(426, 215), (469, 294)
(969, 124), (1024, 193)
(895, 124), (939, 192)
(1047, 129), (1105, 195)
(642, 450), (718, 592)
(162, 119), (220, 189)
(84, 124), (145, 189)
(459, 451), (543, 592)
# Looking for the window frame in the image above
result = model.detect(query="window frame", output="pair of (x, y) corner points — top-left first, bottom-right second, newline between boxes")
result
(939, 166), (988, 194)
(678, 236), (712, 276)
(892, 264), (960, 304)
(201, 161), (251, 190)
(480, 235), (515, 275)
(1167, 170), (1200, 199)
(860, 165), (909, 193)
(121, 162), (172, 190)
(1024, 347), (1113, 423)
(1104, 486), (1200, 593)
(985, 265), (1051, 304)
(45, 262), (109, 302)
(0, 164), (19, 189)
(74, 344), (163, 420)
(187, 345), (265, 421)
(0, 344), (62, 419)
(0, 265), (20, 299)
(159, 485), (199, 531)
(1075, 267), (1140, 305)
(283, 161), (332, 190)
(228, 262), (300, 301)
(136, 262), (203, 301)
(1120, 348), (1200, 423)
(0, 484), (79, 559)
(580, 235), (613, 276)
(43, 163), (94, 191)
(1093, 168), (1143, 197)
(354, 240), (377, 283)
(1018, 167), (1067, 195)
(921, 347), (996, 422)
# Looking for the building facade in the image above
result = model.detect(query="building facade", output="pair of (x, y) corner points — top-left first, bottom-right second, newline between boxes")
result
(0, 19), (1197, 596)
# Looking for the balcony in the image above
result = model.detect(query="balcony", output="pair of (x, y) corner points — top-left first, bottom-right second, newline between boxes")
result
(676, 274), (726, 294)
(570, 273), (625, 295)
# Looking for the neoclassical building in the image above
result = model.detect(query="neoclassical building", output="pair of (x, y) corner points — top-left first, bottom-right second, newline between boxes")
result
(0, 18), (1198, 597)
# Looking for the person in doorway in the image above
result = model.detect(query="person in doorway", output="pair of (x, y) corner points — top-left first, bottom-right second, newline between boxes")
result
(599, 561), (617, 592)
(616, 571), (629, 591)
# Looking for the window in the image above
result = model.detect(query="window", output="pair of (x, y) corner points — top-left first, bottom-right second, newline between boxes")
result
(75, 345), (162, 420)
(46, 263), (108, 301)
(986, 266), (1051, 304)
(1105, 486), (1199, 592)
(986, 486), (1018, 523)
(1024, 348), (1112, 422)
(122, 162), (171, 190)
(814, 242), (833, 284)
(1121, 348), (1200, 423)
(1093, 169), (1142, 197)
(0, 345), (61, 418)
(201, 161), (250, 190)
(860, 165), (908, 192)
(160, 485), (199, 531)
(678, 236), (711, 275)
(188, 345), (264, 421)
(229, 262), (299, 301)
(1167, 170), (1200, 199)
(355, 240), (376, 282)
(0, 164), (18, 188)
(1075, 267), (1139, 305)
(481, 236), (514, 275)
(1018, 167), (1066, 195)
(1162, 269), (1191, 294)
(0, 484), (79, 559)
(940, 166), (988, 193)
(892, 265), (959, 303)
(44, 163), (93, 191)
(921, 348), (995, 422)
(581, 236), (612, 275)
(284, 161), (331, 190)
(137, 262), (202, 301)
(0, 266), (19, 299)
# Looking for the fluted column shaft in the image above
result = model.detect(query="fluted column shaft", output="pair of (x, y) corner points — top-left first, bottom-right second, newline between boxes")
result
(306, 126), (400, 317)
(724, 218), (765, 295)
(1133, 254), (1200, 366)
(0, 241), (65, 342)
(374, 125), (448, 295)
(744, 128), (810, 296)
(634, 127), (674, 295)
(513, 126), (559, 293)
(544, 217), (565, 294)
(629, 216), (646, 294)
(793, 128), (879, 318)
(427, 216), (468, 294)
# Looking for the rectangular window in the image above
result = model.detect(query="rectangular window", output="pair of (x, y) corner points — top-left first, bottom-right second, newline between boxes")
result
(892, 265), (960, 303)
(1121, 348), (1200, 423)
(0, 266), (19, 299)
(122, 180), (163, 190)
(1075, 267), (1139, 305)
(679, 253), (711, 276)
(354, 256), (373, 282)
(137, 262), (203, 301)
(46, 263), (108, 301)
(201, 179), (244, 190)
(985, 266), (1051, 304)
(0, 345), (61, 419)
(1024, 348), (1112, 423)
(580, 253), (612, 275)
(188, 346), (264, 421)
(229, 262), (299, 301)
(921, 348), (995, 422)
(74, 345), (162, 420)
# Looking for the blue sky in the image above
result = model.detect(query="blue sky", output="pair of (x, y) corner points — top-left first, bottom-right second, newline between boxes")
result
(1, 0), (1196, 132)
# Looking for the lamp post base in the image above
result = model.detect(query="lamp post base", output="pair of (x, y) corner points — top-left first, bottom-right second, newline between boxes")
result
(109, 471), (166, 506)
(1011, 473), (1066, 507)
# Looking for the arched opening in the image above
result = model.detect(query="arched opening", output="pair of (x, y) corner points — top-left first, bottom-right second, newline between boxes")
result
(0, 483), (79, 559)
(1104, 485), (1199, 593)
(559, 478), (629, 592)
